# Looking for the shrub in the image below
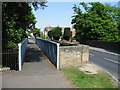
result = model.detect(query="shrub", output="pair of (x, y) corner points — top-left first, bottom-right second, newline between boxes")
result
(48, 30), (53, 40)
(48, 26), (62, 40)
(63, 28), (71, 41)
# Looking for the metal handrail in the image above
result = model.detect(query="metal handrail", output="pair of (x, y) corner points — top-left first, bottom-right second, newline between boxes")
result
(36, 38), (60, 69)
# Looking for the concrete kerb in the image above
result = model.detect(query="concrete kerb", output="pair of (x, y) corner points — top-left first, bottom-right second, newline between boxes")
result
(90, 62), (120, 84)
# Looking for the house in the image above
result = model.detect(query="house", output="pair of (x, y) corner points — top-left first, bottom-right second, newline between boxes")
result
(44, 26), (76, 38)
(44, 26), (55, 36)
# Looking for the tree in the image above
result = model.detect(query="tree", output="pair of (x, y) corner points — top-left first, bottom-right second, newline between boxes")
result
(2, 2), (47, 50)
(48, 30), (53, 40)
(105, 4), (120, 36)
(52, 27), (62, 40)
(40, 31), (48, 39)
(71, 2), (120, 42)
(47, 26), (62, 40)
(63, 28), (71, 41)
(30, 28), (40, 38)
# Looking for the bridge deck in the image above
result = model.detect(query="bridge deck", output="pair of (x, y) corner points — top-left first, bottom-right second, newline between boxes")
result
(2, 44), (74, 88)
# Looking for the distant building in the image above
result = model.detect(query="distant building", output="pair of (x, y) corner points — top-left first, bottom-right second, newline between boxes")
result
(44, 26), (76, 38)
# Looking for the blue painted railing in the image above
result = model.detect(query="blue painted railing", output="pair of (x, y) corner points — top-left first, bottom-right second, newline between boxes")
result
(18, 38), (28, 71)
(36, 38), (60, 69)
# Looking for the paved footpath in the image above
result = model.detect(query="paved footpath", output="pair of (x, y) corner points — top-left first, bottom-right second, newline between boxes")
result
(2, 44), (74, 88)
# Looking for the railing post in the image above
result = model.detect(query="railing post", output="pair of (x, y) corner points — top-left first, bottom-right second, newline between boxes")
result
(57, 43), (60, 69)
(18, 43), (22, 71)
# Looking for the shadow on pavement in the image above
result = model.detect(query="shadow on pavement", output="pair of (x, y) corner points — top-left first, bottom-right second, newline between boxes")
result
(24, 43), (43, 63)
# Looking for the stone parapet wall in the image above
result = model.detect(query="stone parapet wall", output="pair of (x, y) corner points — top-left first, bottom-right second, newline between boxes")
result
(59, 45), (89, 68)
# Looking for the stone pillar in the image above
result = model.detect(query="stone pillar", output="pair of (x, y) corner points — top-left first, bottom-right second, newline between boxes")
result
(81, 45), (89, 63)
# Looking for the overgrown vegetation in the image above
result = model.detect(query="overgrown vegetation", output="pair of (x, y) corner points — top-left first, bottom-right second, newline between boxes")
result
(30, 28), (41, 38)
(72, 2), (120, 42)
(2, 2), (47, 50)
(62, 67), (118, 88)
(40, 31), (48, 39)
(63, 28), (71, 41)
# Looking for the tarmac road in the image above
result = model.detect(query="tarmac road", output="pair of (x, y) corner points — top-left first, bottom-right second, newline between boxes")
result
(89, 47), (120, 83)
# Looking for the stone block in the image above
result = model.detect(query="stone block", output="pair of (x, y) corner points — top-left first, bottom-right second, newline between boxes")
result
(59, 45), (89, 68)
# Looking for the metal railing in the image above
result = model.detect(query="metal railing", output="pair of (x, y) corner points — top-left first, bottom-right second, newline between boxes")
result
(18, 38), (28, 71)
(36, 38), (60, 69)
(2, 49), (18, 70)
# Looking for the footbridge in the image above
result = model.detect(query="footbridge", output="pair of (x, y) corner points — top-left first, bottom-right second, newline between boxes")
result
(18, 38), (60, 71)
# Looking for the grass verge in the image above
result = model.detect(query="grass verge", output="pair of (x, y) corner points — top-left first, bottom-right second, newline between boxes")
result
(62, 67), (118, 88)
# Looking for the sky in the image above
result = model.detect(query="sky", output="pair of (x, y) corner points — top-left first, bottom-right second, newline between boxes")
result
(32, 1), (119, 32)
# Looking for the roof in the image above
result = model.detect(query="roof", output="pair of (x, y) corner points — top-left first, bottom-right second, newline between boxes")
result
(44, 26), (55, 31)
